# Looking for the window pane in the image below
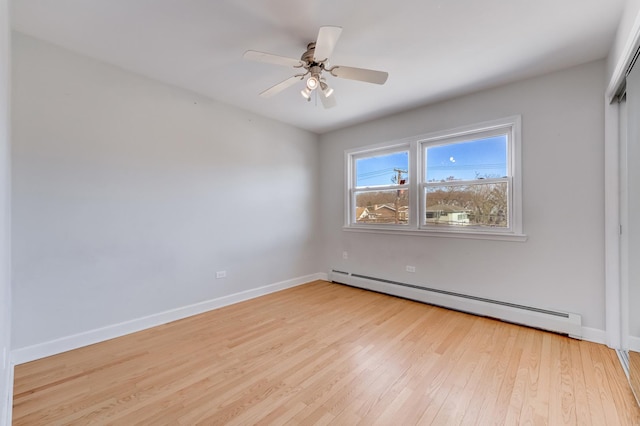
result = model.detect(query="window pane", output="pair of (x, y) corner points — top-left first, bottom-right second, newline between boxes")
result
(425, 181), (508, 228)
(355, 190), (409, 224)
(356, 151), (408, 187)
(425, 135), (507, 182)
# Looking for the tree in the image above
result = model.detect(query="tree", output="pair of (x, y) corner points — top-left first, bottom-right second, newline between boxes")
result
(426, 181), (508, 227)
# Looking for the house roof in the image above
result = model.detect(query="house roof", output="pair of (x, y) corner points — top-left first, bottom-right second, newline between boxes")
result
(426, 204), (469, 213)
(374, 204), (396, 211)
(355, 207), (369, 218)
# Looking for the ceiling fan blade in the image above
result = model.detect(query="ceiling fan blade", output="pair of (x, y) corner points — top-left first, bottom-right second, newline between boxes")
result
(259, 75), (302, 98)
(319, 90), (337, 109)
(331, 65), (389, 85)
(243, 50), (304, 68)
(313, 26), (342, 63)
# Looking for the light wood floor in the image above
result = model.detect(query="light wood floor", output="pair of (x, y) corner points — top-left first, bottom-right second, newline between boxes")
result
(12, 280), (640, 425)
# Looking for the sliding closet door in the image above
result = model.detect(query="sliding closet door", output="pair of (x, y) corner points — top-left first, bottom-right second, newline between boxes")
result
(626, 60), (640, 404)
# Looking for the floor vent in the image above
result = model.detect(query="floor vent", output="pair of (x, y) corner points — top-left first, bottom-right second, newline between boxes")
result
(330, 270), (582, 338)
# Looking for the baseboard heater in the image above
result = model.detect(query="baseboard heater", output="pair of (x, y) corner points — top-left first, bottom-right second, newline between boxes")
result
(330, 270), (582, 338)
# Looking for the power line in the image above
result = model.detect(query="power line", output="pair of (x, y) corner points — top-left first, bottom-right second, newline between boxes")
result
(429, 163), (505, 171)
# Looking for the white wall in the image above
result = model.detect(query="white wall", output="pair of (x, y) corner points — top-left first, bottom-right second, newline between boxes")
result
(319, 60), (607, 332)
(0, 0), (11, 422)
(11, 33), (320, 351)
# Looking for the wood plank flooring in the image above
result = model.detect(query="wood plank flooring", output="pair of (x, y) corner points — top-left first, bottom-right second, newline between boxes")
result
(12, 280), (640, 425)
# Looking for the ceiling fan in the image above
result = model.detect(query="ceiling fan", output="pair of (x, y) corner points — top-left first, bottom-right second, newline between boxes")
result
(243, 26), (389, 108)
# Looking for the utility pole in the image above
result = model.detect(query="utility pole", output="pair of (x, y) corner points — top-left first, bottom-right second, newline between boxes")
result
(393, 168), (407, 224)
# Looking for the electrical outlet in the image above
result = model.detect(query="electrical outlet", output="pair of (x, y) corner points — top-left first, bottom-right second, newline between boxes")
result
(216, 271), (227, 279)
(342, 251), (348, 260)
(405, 265), (416, 273)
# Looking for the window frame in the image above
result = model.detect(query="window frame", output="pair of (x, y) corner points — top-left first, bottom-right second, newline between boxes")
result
(346, 142), (412, 229)
(344, 116), (526, 242)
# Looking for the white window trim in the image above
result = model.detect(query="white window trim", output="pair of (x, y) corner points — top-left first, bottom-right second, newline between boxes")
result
(344, 141), (413, 229)
(344, 116), (527, 242)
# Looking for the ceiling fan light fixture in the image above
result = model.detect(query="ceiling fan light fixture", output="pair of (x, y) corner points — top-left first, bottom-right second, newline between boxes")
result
(301, 86), (312, 99)
(320, 81), (334, 97)
(306, 75), (319, 90)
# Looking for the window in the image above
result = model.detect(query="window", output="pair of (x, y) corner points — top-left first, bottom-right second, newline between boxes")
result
(349, 146), (410, 225)
(345, 116), (525, 241)
(422, 131), (510, 230)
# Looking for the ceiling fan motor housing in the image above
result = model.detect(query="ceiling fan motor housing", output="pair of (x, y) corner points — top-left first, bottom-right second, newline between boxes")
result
(302, 43), (324, 92)
(301, 42), (319, 65)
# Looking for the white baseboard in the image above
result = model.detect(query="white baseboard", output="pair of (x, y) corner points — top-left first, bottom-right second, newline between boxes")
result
(0, 345), (13, 426)
(581, 327), (607, 345)
(12, 273), (327, 365)
(2, 361), (12, 426)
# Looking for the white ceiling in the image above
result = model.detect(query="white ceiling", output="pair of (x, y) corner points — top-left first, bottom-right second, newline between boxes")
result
(11, 0), (625, 134)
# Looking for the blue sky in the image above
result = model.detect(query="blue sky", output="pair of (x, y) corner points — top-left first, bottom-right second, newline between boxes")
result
(355, 136), (507, 187)
(426, 135), (507, 182)
(356, 151), (408, 187)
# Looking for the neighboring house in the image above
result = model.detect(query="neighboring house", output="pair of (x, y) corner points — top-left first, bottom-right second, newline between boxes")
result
(426, 204), (470, 226)
(372, 204), (397, 222)
(355, 207), (370, 221)
(357, 204), (408, 223)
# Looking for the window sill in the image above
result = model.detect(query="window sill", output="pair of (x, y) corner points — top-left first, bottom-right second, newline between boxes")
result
(342, 225), (528, 242)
